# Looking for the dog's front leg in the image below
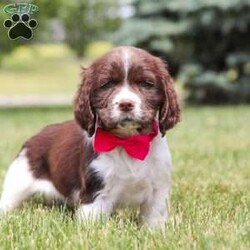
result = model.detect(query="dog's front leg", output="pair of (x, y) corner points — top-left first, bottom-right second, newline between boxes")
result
(140, 189), (169, 229)
(75, 198), (114, 222)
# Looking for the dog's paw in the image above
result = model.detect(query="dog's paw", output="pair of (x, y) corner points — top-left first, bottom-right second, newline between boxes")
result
(75, 203), (102, 222)
(142, 219), (167, 231)
(141, 210), (168, 230)
(0, 201), (7, 215)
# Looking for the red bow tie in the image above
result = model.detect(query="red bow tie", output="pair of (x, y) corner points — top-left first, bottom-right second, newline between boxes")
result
(93, 122), (158, 160)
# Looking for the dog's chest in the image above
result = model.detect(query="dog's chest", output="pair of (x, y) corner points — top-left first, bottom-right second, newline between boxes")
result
(90, 136), (171, 205)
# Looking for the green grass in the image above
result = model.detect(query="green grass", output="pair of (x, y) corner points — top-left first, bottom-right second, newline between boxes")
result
(0, 106), (249, 249)
(0, 42), (112, 96)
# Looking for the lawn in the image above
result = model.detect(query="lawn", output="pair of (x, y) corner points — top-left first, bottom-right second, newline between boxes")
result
(0, 106), (249, 250)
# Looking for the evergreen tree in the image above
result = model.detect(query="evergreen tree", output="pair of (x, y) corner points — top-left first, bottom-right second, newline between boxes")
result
(114, 0), (250, 104)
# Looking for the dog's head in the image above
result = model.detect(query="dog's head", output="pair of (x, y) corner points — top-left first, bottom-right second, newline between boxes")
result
(74, 46), (180, 137)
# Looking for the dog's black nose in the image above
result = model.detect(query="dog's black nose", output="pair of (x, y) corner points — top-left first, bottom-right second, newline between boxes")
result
(119, 100), (134, 112)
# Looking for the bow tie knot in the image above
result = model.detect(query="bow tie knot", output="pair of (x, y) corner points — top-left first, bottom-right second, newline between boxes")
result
(93, 122), (158, 160)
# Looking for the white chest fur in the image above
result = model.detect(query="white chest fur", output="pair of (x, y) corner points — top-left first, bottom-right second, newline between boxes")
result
(90, 134), (172, 206)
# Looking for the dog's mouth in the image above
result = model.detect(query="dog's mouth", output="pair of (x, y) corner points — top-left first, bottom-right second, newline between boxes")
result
(119, 118), (141, 129)
(106, 118), (140, 137)
(97, 112), (155, 137)
(106, 118), (155, 137)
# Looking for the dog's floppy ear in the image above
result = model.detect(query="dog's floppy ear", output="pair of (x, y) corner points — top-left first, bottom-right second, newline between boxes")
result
(74, 68), (96, 136)
(157, 59), (181, 136)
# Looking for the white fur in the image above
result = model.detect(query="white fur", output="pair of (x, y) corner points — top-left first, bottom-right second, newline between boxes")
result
(112, 85), (142, 120)
(122, 47), (130, 82)
(0, 149), (65, 213)
(112, 85), (141, 107)
(80, 133), (172, 228)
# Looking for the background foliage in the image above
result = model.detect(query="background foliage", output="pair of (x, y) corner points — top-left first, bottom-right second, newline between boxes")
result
(59, 0), (120, 58)
(114, 0), (250, 104)
(0, 0), (120, 59)
(0, 0), (250, 104)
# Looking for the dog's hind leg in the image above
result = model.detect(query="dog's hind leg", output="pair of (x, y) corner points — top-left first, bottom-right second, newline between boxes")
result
(0, 149), (36, 213)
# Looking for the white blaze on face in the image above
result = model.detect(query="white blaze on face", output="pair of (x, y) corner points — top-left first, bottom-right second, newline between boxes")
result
(122, 48), (130, 83)
(111, 48), (142, 120)
(112, 85), (142, 120)
(113, 85), (141, 106)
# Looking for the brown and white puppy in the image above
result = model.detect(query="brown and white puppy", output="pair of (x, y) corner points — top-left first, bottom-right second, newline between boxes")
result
(0, 46), (180, 228)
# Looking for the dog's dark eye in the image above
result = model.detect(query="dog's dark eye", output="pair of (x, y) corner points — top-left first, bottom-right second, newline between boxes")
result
(139, 80), (155, 89)
(100, 80), (116, 89)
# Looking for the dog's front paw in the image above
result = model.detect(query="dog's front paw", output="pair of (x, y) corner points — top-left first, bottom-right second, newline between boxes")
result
(141, 216), (168, 231)
(0, 200), (10, 215)
(0, 203), (3, 215)
(75, 199), (113, 222)
(75, 203), (102, 222)
(140, 199), (169, 230)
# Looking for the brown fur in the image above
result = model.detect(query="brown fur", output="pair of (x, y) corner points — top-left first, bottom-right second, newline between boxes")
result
(23, 121), (102, 203)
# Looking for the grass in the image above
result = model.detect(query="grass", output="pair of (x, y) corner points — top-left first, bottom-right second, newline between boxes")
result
(0, 42), (112, 96)
(0, 106), (249, 249)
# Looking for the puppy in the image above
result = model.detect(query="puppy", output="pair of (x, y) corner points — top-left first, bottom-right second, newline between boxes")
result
(0, 46), (180, 228)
